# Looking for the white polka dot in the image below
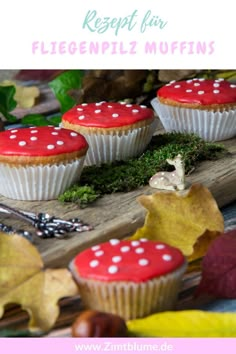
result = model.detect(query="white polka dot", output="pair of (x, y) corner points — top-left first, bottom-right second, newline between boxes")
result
(194, 83), (200, 87)
(193, 78), (198, 81)
(132, 109), (139, 113)
(135, 247), (144, 254)
(47, 144), (55, 150)
(109, 239), (120, 246)
(230, 84), (236, 88)
(186, 89), (192, 93)
(198, 78), (205, 81)
(91, 245), (100, 251)
(120, 101), (126, 105)
(120, 246), (130, 253)
(107, 105), (113, 108)
(213, 83), (220, 88)
(162, 254), (172, 261)
(112, 256), (122, 263)
(138, 258), (149, 266)
(30, 137), (37, 141)
(10, 135), (16, 139)
(51, 132), (58, 135)
(140, 238), (148, 242)
(94, 109), (101, 113)
(108, 265), (118, 274)
(77, 107), (83, 111)
(54, 127), (61, 130)
(155, 244), (165, 250)
(81, 103), (88, 106)
(90, 260), (99, 268)
(10, 129), (18, 133)
(169, 80), (176, 83)
(57, 140), (64, 145)
(19, 141), (26, 146)
(174, 85), (181, 88)
(95, 250), (104, 257)
(70, 132), (78, 137)
(126, 104), (132, 107)
(186, 80), (193, 83)
(213, 90), (220, 94)
(140, 105), (147, 108)
(198, 91), (205, 95)
(215, 78), (224, 82)
(78, 115), (85, 120)
(112, 113), (119, 118)
(30, 130), (38, 134)
(131, 241), (140, 247)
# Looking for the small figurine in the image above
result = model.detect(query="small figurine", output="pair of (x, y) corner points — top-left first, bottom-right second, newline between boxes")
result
(149, 154), (186, 191)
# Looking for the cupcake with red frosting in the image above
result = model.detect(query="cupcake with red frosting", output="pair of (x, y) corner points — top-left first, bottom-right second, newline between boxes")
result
(62, 101), (156, 166)
(151, 78), (236, 141)
(0, 126), (88, 200)
(70, 239), (186, 320)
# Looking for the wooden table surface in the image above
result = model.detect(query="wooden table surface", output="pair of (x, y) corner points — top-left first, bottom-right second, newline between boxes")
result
(0, 135), (235, 269)
(1, 83), (236, 337)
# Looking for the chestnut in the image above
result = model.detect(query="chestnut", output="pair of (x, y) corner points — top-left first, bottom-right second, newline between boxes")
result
(71, 310), (128, 337)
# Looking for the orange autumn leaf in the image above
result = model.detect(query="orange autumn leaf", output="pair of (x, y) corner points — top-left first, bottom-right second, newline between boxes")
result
(129, 184), (224, 261)
(0, 232), (78, 332)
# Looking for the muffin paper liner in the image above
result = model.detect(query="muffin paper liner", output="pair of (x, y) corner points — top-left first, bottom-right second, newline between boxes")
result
(64, 119), (157, 166)
(0, 156), (86, 200)
(72, 262), (186, 320)
(151, 98), (236, 142)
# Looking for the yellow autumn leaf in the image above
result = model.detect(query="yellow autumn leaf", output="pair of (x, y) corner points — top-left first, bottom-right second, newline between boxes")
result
(0, 80), (40, 109)
(127, 310), (236, 337)
(129, 184), (224, 262)
(0, 232), (78, 332)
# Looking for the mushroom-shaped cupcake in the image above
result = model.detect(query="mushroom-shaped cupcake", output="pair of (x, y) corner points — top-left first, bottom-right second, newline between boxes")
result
(151, 78), (236, 141)
(0, 126), (88, 200)
(70, 239), (186, 320)
(62, 101), (157, 166)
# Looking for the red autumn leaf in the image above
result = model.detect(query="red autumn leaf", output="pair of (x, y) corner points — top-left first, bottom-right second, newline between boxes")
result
(196, 230), (236, 298)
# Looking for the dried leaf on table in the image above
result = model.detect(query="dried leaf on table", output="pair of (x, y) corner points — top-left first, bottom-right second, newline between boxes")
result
(195, 230), (236, 298)
(0, 232), (78, 332)
(127, 310), (236, 337)
(0, 80), (40, 109)
(129, 184), (224, 262)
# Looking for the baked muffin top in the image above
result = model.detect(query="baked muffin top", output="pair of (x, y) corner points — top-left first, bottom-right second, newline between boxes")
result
(157, 78), (236, 106)
(70, 238), (185, 282)
(62, 102), (154, 128)
(0, 126), (88, 157)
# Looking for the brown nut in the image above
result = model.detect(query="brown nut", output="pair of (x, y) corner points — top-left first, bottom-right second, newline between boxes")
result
(71, 310), (128, 337)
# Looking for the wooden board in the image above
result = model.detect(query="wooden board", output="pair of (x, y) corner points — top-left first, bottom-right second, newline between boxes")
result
(0, 136), (236, 269)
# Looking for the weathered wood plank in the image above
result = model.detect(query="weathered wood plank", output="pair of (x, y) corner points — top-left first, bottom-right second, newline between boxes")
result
(0, 137), (235, 268)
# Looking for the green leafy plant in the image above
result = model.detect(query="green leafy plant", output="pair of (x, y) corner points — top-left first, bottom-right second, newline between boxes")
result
(0, 85), (18, 122)
(0, 70), (84, 127)
(49, 70), (84, 114)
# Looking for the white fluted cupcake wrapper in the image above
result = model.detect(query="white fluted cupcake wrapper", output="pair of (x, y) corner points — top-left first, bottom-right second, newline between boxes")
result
(78, 120), (157, 166)
(74, 262), (186, 320)
(0, 156), (86, 200)
(151, 98), (236, 142)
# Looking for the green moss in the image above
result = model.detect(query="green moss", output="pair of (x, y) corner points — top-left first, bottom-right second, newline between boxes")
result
(58, 132), (226, 207)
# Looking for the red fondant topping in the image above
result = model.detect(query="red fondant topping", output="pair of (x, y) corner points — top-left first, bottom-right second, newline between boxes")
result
(157, 79), (236, 105)
(62, 102), (154, 128)
(71, 239), (185, 282)
(0, 126), (88, 156)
